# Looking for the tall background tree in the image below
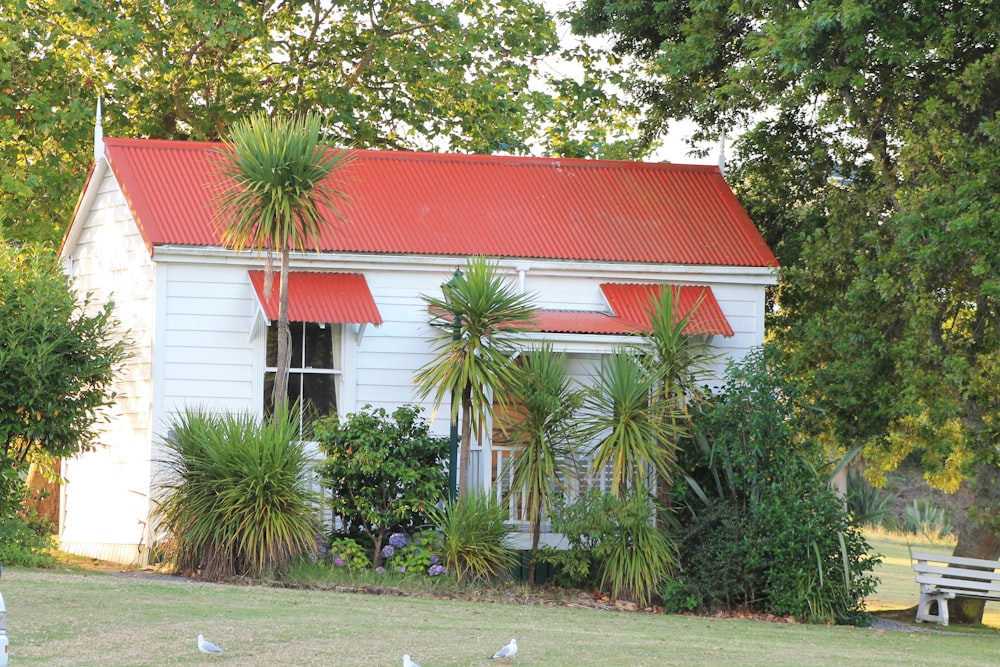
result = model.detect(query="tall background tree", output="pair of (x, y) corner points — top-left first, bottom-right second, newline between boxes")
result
(2, 0), (650, 246)
(571, 0), (1000, 623)
(213, 112), (353, 410)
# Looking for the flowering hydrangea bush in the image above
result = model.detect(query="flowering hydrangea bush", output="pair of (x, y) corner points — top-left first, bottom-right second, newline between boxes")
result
(328, 537), (371, 571)
(374, 531), (446, 577)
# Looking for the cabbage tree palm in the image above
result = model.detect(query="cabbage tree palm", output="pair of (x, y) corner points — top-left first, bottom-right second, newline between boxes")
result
(579, 349), (686, 499)
(413, 257), (536, 499)
(643, 287), (718, 517)
(214, 112), (353, 410)
(501, 343), (583, 582)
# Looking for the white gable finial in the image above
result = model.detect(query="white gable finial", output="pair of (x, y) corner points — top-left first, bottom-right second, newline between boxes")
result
(94, 97), (104, 161)
(718, 130), (726, 177)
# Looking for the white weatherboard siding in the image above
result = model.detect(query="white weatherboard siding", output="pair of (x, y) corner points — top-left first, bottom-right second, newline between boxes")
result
(158, 262), (259, 417)
(59, 167), (157, 564)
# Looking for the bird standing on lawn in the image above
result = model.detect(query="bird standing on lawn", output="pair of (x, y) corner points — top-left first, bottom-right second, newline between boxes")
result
(403, 654), (422, 667)
(198, 633), (226, 655)
(490, 637), (517, 660)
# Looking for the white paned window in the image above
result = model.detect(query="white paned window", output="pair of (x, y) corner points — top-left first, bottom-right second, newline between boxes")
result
(264, 322), (342, 426)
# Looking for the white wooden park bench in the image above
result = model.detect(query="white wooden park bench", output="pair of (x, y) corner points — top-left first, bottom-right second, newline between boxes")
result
(911, 551), (1000, 626)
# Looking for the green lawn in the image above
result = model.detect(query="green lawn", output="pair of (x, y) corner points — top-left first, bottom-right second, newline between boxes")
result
(4, 538), (1000, 667)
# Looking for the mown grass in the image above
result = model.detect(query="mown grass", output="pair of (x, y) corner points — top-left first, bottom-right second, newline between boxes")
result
(5, 536), (1000, 667)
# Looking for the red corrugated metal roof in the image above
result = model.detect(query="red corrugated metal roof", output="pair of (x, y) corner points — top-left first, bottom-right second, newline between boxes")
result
(100, 137), (778, 267)
(249, 271), (382, 324)
(527, 310), (637, 335)
(600, 283), (734, 336)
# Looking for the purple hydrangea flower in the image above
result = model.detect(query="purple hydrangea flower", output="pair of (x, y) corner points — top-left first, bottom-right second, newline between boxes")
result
(381, 545), (395, 558)
(334, 557), (344, 567)
(389, 533), (409, 548)
(429, 555), (439, 565)
(375, 566), (385, 575)
(397, 566), (406, 573)
(428, 565), (446, 576)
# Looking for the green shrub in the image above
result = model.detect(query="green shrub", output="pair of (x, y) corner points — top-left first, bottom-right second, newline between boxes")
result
(540, 489), (618, 589)
(678, 346), (881, 624)
(543, 488), (677, 606)
(599, 488), (677, 607)
(315, 405), (447, 567)
(0, 513), (56, 567)
(671, 501), (754, 611)
(659, 577), (701, 613)
(902, 498), (953, 540)
(0, 242), (130, 519)
(537, 544), (594, 589)
(428, 493), (516, 583)
(155, 406), (319, 580)
(328, 537), (371, 571)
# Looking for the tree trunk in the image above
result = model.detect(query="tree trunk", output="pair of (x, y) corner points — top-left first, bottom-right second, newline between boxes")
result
(949, 463), (1000, 624)
(458, 385), (473, 499)
(529, 507), (541, 586)
(272, 247), (292, 411)
(25, 461), (60, 528)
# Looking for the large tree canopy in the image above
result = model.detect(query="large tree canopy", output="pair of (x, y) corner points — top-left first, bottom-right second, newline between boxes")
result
(2, 0), (648, 245)
(573, 0), (1000, 622)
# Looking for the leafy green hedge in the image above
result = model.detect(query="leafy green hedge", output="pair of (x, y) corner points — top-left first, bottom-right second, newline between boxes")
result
(670, 346), (880, 624)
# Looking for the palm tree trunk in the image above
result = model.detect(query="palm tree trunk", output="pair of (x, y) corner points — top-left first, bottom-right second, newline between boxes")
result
(459, 385), (473, 499)
(529, 494), (541, 585)
(272, 247), (292, 411)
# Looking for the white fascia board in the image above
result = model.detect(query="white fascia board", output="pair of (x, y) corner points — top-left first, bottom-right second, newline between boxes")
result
(60, 157), (110, 261)
(149, 246), (779, 285)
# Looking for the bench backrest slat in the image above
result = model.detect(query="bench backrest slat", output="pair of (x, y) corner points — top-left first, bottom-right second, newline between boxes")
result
(911, 551), (1000, 570)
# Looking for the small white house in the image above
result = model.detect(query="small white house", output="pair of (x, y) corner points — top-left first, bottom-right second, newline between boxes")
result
(58, 136), (778, 564)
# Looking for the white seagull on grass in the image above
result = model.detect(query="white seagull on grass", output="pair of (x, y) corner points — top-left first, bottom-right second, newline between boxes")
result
(403, 654), (422, 667)
(198, 633), (226, 654)
(490, 637), (517, 660)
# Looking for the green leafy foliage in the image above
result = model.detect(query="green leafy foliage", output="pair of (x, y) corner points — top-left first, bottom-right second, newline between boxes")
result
(154, 406), (320, 580)
(678, 347), (880, 624)
(0, 241), (129, 518)
(378, 532), (446, 577)
(901, 499), (953, 542)
(845, 470), (896, 530)
(2, 1), (650, 245)
(215, 112), (353, 410)
(315, 405), (448, 565)
(0, 512), (56, 567)
(328, 537), (371, 571)
(543, 488), (676, 606)
(427, 493), (516, 584)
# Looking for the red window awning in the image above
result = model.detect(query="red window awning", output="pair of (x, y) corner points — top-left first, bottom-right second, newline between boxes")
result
(249, 271), (383, 324)
(599, 283), (734, 336)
